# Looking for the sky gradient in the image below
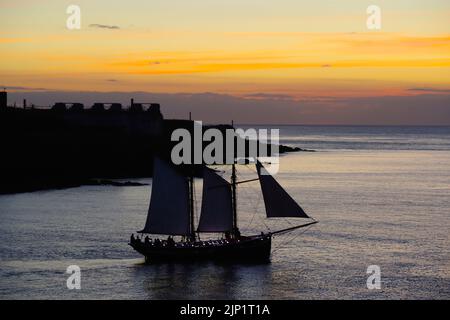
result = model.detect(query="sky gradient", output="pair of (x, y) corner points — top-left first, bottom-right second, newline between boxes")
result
(1, 0), (450, 124)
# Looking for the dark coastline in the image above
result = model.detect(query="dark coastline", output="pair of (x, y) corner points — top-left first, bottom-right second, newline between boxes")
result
(0, 103), (309, 194)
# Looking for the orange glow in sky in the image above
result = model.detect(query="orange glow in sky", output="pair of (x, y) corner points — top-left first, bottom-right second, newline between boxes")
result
(1, 1), (450, 105)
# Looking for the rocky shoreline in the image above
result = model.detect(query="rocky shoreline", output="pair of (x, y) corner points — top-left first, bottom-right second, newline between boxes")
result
(279, 145), (316, 153)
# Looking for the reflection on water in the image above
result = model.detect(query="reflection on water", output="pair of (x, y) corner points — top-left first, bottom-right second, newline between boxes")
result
(134, 262), (272, 300)
(0, 126), (449, 299)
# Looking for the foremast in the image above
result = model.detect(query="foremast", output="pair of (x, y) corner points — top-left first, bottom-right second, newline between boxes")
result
(231, 163), (240, 239)
(188, 173), (196, 242)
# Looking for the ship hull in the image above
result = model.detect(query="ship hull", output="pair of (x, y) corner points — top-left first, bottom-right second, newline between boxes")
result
(130, 235), (272, 263)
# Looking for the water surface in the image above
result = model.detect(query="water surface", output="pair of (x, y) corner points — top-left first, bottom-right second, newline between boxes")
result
(1, 126), (449, 299)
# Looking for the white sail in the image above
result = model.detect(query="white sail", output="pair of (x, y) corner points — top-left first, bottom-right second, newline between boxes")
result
(139, 157), (191, 235)
(197, 168), (233, 232)
(256, 161), (310, 218)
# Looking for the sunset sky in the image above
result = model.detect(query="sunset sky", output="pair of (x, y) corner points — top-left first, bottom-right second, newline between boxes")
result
(1, 0), (450, 124)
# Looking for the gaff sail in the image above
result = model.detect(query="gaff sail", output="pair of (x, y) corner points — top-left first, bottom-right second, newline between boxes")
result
(197, 168), (234, 232)
(256, 161), (310, 219)
(139, 157), (191, 235)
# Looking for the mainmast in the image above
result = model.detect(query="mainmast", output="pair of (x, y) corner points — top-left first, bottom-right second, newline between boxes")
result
(230, 119), (239, 238)
(188, 111), (196, 241)
(231, 163), (239, 237)
(189, 170), (195, 241)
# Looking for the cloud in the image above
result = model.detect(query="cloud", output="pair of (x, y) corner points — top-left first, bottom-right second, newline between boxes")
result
(106, 79), (118, 82)
(0, 85), (48, 91)
(408, 87), (450, 93)
(113, 57), (450, 75)
(89, 24), (120, 30)
(243, 93), (296, 101)
(5, 91), (450, 125)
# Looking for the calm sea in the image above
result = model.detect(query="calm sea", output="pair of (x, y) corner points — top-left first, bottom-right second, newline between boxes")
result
(0, 126), (449, 299)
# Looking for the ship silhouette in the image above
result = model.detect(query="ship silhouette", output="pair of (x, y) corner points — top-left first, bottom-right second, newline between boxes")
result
(130, 157), (317, 263)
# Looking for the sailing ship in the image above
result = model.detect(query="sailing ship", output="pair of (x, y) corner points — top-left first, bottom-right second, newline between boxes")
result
(129, 157), (317, 263)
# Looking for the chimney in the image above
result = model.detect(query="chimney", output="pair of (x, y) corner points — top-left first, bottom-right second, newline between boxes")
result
(0, 90), (6, 108)
(23, 99), (27, 109)
(131, 98), (134, 107)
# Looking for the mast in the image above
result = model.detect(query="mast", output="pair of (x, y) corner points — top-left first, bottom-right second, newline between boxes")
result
(188, 111), (195, 241)
(230, 119), (239, 237)
(189, 171), (195, 241)
(231, 163), (238, 236)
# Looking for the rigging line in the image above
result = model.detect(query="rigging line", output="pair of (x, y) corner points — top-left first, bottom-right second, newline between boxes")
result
(271, 227), (310, 255)
(235, 178), (259, 185)
(271, 224), (314, 255)
(244, 163), (258, 175)
(245, 209), (258, 230)
(268, 217), (293, 232)
(262, 218), (271, 233)
(242, 163), (266, 230)
(245, 190), (262, 230)
(284, 217), (295, 227)
(250, 190), (267, 231)
(238, 183), (253, 228)
(267, 218), (284, 234)
(239, 173), (262, 231)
